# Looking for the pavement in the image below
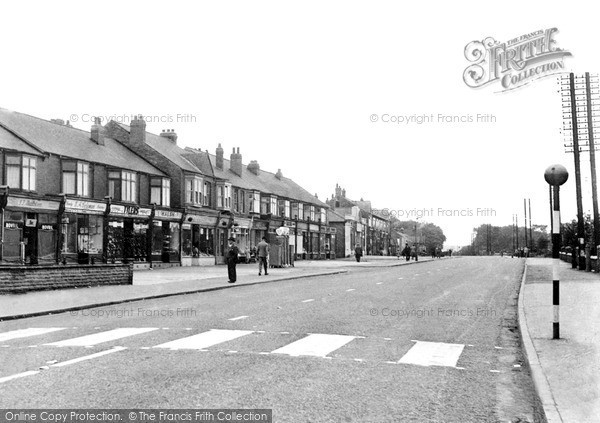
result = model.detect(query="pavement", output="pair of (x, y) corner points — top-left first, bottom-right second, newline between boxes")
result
(519, 257), (600, 423)
(0, 256), (435, 321)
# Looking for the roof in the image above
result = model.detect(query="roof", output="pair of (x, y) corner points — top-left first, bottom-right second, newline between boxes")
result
(327, 209), (346, 222)
(0, 108), (166, 176)
(0, 126), (42, 156)
(189, 151), (327, 207)
(181, 149), (216, 177)
(117, 123), (201, 174)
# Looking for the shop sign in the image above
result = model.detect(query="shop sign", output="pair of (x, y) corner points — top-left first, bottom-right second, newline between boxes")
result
(155, 209), (183, 220)
(40, 224), (55, 231)
(4, 221), (22, 229)
(25, 218), (37, 227)
(276, 226), (290, 236)
(309, 224), (319, 232)
(7, 197), (60, 211)
(184, 214), (217, 226)
(253, 221), (268, 230)
(65, 199), (106, 214)
(110, 204), (151, 218)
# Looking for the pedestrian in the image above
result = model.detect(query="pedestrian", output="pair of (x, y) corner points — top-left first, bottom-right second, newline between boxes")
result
(226, 237), (239, 283)
(354, 244), (363, 262)
(257, 236), (269, 276)
(403, 242), (411, 261)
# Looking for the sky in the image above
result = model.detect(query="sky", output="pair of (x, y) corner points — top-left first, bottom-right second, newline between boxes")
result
(1, 0), (599, 248)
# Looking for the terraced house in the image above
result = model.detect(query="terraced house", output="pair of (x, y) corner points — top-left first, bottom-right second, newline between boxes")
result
(0, 108), (334, 271)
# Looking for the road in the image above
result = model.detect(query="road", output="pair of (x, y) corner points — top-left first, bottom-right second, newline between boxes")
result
(0, 257), (543, 422)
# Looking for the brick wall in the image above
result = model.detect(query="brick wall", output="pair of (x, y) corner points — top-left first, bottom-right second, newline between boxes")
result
(0, 263), (133, 294)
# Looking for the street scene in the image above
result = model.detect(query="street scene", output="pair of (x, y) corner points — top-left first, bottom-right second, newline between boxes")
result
(2, 1), (600, 423)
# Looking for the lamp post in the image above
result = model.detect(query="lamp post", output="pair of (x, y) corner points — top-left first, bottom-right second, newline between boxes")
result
(0, 186), (9, 262)
(544, 164), (569, 339)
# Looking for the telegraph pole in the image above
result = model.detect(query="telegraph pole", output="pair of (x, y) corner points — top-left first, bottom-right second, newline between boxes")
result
(529, 199), (534, 252)
(562, 73), (586, 269)
(585, 72), (600, 260)
(524, 199), (528, 253)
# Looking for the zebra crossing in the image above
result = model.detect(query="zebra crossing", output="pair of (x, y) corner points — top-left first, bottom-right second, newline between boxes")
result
(0, 326), (509, 384)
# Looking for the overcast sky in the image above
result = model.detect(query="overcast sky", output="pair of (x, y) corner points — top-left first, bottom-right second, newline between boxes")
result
(1, 0), (598, 248)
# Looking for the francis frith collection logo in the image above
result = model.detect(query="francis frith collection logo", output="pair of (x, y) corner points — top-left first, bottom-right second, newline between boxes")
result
(463, 28), (572, 92)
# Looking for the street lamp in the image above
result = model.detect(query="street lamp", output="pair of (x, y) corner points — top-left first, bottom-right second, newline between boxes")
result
(544, 163), (569, 340)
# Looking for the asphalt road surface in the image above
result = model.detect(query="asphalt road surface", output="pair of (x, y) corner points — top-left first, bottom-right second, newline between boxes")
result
(0, 257), (544, 422)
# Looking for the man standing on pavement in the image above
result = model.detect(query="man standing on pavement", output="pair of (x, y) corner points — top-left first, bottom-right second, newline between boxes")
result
(257, 236), (269, 276)
(354, 243), (363, 262)
(226, 237), (239, 283)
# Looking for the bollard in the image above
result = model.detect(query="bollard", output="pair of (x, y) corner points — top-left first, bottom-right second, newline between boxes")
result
(553, 260), (560, 339)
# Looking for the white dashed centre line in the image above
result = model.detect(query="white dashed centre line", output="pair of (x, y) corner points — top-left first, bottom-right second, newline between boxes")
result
(346, 289), (355, 292)
(302, 299), (315, 303)
(228, 316), (249, 321)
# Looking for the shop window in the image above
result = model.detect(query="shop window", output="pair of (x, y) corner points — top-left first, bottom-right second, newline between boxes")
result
(151, 177), (171, 206)
(182, 224), (193, 257)
(151, 222), (164, 256)
(5, 155), (36, 191)
(169, 222), (180, 260)
(2, 212), (23, 262)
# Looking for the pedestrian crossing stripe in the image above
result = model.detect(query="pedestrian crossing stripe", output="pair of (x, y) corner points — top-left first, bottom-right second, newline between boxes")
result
(153, 329), (253, 350)
(398, 341), (465, 367)
(271, 333), (356, 357)
(0, 328), (66, 343)
(45, 328), (158, 347)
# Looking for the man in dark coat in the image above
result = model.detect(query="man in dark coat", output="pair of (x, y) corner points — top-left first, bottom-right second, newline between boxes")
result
(403, 242), (411, 261)
(354, 244), (363, 262)
(226, 237), (239, 283)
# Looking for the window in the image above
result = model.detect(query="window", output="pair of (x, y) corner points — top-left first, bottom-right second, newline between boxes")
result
(251, 191), (260, 213)
(203, 181), (211, 206)
(185, 177), (203, 206)
(260, 196), (269, 214)
(151, 178), (171, 206)
(270, 196), (277, 215)
(217, 185), (224, 208)
(278, 199), (290, 218)
(304, 204), (311, 221)
(298, 202), (304, 220)
(310, 206), (316, 221)
(291, 203), (299, 219)
(5, 155), (36, 191)
(320, 207), (326, 223)
(224, 184), (231, 208)
(108, 170), (137, 202)
(62, 161), (89, 196)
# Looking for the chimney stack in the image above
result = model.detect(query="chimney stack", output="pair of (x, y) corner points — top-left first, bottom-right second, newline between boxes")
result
(91, 117), (105, 146)
(275, 169), (282, 180)
(335, 183), (342, 198)
(247, 160), (260, 175)
(216, 144), (224, 170)
(342, 189), (346, 197)
(130, 114), (146, 145)
(160, 129), (178, 144)
(230, 147), (242, 176)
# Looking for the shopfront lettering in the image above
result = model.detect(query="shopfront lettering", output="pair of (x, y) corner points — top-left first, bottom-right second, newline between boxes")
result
(65, 199), (106, 214)
(7, 197), (60, 211)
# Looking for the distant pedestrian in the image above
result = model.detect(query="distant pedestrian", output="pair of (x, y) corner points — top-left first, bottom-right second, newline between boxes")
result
(257, 236), (270, 276)
(226, 237), (239, 283)
(402, 243), (411, 261)
(354, 244), (363, 262)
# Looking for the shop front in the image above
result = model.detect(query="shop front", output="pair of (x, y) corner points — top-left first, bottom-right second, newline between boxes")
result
(151, 208), (183, 265)
(106, 204), (152, 264)
(182, 212), (216, 266)
(61, 198), (107, 264)
(1, 196), (61, 265)
(232, 217), (251, 262)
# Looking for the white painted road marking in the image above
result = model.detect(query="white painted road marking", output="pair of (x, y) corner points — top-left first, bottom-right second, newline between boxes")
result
(228, 316), (249, 321)
(51, 346), (127, 367)
(376, 282), (383, 285)
(0, 370), (40, 384)
(0, 328), (66, 343)
(346, 289), (355, 292)
(45, 328), (158, 347)
(272, 333), (356, 357)
(302, 299), (315, 303)
(398, 341), (465, 367)
(153, 329), (253, 350)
